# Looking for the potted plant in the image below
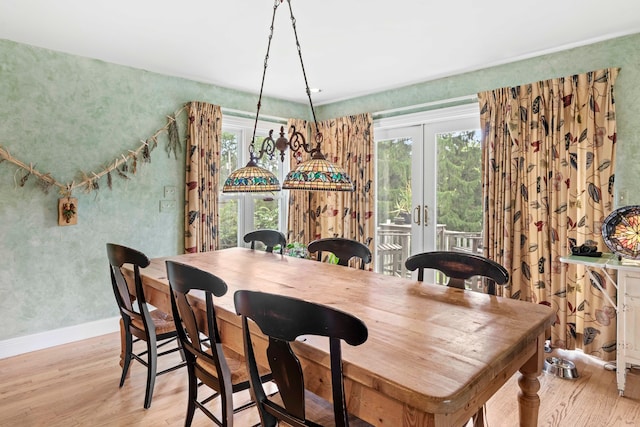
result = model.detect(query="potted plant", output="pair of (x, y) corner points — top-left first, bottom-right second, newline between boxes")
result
(390, 180), (412, 224)
(282, 242), (309, 259)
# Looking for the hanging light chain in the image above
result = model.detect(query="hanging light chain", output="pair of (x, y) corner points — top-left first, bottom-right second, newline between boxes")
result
(249, 0), (323, 163)
(286, 0), (320, 145)
(249, 0), (281, 162)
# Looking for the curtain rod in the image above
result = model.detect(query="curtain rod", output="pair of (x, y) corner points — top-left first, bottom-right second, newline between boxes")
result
(220, 94), (478, 123)
(220, 107), (287, 124)
(372, 94), (478, 119)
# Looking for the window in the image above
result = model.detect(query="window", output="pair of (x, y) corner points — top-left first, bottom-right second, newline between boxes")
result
(219, 116), (289, 249)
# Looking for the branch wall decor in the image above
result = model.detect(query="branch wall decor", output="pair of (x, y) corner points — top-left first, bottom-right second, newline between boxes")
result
(0, 106), (186, 198)
(0, 105), (186, 225)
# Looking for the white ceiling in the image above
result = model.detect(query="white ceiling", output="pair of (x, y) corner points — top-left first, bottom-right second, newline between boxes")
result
(2, 0), (640, 105)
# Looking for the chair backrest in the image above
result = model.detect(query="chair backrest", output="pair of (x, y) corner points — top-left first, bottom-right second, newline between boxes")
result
(307, 237), (372, 269)
(243, 229), (287, 254)
(106, 243), (153, 338)
(234, 290), (368, 427)
(404, 251), (509, 295)
(165, 261), (232, 390)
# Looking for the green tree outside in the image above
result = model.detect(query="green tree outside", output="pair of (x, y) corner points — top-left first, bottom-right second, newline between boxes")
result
(254, 198), (278, 230)
(219, 199), (238, 249)
(436, 130), (482, 232)
(376, 131), (481, 233)
(219, 131), (239, 248)
(377, 138), (412, 224)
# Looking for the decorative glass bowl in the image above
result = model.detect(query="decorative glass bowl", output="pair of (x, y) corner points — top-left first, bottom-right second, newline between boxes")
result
(602, 205), (640, 259)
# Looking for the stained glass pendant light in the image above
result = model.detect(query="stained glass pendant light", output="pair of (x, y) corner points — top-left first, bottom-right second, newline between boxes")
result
(221, 156), (280, 193)
(222, 0), (353, 193)
(282, 133), (354, 191)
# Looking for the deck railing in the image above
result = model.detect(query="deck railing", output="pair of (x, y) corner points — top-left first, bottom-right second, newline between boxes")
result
(438, 229), (483, 254)
(376, 223), (483, 278)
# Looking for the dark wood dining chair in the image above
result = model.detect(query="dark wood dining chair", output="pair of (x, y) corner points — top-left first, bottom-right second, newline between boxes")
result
(234, 290), (372, 427)
(166, 260), (273, 427)
(404, 250), (509, 295)
(307, 237), (372, 269)
(404, 250), (509, 427)
(106, 243), (185, 409)
(243, 229), (287, 254)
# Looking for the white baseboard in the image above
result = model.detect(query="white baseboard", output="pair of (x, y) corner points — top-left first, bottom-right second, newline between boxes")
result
(0, 317), (121, 359)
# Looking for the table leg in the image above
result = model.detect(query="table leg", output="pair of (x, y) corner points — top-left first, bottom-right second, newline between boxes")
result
(517, 334), (544, 427)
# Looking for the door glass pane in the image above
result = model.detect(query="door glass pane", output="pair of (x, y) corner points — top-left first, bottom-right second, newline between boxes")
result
(435, 129), (482, 285)
(376, 137), (412, 277)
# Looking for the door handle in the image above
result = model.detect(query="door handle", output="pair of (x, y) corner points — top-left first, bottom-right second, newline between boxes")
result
(424, 205), (429, 226)
(413, 205), (421, 225)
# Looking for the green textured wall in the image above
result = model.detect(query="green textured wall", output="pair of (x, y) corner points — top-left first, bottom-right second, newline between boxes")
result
(1, 32), (639, 342)
(0, 39), (307, 340)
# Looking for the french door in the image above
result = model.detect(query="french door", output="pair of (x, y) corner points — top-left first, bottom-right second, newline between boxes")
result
(374, 104), (481, 280)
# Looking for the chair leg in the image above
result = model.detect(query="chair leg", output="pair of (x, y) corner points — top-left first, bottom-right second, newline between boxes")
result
(221, 388), (234, 426)
(120, 331), (133, 387)
(143, 336), (158, 409)
(185, 366), (197, 427)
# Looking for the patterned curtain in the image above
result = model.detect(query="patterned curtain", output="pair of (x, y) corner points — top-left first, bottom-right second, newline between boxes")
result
(478, 68), (619, 360)
(184, 101), (222, 253)
(286, 114), (375, 268)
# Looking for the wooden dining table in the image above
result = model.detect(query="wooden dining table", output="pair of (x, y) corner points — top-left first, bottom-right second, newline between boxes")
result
(124, 247), (554, 427)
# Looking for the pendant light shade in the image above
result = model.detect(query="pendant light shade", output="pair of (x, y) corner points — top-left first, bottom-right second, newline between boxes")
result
(282, 152), (354, 191)
(222, 159), (280, 193)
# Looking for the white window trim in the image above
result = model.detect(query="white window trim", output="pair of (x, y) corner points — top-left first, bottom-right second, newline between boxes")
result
(374, 103), (480, 131)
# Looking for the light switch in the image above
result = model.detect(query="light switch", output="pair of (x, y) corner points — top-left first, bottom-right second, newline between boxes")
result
(160, 200), (176, 212)
(164, 186), (176, 199)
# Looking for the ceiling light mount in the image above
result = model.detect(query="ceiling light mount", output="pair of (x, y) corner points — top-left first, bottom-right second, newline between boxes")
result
(222, 0), (354, 193)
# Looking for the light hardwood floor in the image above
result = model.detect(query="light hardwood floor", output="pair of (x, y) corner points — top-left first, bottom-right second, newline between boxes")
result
(0, 332), (639, 426)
